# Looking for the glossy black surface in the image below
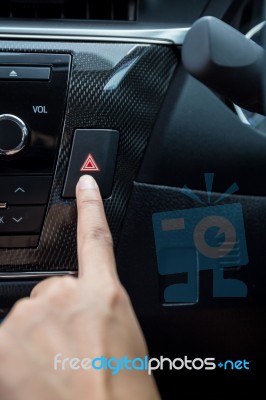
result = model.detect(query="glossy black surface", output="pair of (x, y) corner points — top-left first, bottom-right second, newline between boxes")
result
(0, 53), (70, 174)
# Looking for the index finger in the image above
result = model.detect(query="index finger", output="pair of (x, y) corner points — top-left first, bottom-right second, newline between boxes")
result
(76, 175), (117, 280)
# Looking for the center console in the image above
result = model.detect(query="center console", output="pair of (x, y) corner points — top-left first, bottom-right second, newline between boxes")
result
(0, 39), (177, 278)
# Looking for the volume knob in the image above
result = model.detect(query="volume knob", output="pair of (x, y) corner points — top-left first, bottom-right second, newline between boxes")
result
(0, 114), (29, 156)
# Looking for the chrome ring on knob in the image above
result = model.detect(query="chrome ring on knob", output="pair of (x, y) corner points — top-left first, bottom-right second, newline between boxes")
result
(0, 114), (29, 156)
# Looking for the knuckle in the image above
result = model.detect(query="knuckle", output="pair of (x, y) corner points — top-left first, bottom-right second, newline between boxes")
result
(104, 282), (130, 309)
(79, 197), (102, 209)
(32, 276), (77, 308)
(33, 276), (61, 291)
(11, 298), (31, 316)
(49, 276), (77, 300)
(82, 227), (113, 247)
(47, 276), (78, 309)
(57, 275), (77, 291)
(91, 227), (113, 246)
(31, 276), (67, 297)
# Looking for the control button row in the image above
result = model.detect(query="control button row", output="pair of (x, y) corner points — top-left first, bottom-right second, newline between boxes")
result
(0, 176), (52, 204)
(0, 206), (46, 234)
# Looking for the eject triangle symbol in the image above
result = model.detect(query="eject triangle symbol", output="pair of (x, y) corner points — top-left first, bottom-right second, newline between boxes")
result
(80, 153), (100, 172)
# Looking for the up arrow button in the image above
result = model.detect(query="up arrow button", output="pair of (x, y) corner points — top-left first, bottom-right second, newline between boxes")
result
(14, 187), (25, 193)
(0, 176), (52, 204)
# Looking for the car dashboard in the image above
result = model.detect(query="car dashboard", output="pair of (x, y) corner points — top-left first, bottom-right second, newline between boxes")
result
(0, 0), (265, 397)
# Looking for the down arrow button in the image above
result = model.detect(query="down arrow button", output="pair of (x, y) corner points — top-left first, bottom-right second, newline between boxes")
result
(12, 217), (23, 223)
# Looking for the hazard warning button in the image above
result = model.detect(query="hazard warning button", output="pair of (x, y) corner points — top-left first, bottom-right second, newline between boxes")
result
(62, 129), (119, 199)
(80, 153), (100, 172)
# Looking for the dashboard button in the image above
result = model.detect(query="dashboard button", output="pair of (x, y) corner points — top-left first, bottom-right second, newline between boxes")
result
(0, 235), (39, 248)
(0, 66), (50, 81)
(0, 176), (52, 204)
(62, 129), (119, 199)
(0, 206), (46, 233)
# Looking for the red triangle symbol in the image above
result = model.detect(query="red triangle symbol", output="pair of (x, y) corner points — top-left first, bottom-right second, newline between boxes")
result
(80, 153), (100, 172)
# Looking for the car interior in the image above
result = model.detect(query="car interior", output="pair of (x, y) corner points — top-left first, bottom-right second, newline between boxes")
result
(0, 0), (265, 397)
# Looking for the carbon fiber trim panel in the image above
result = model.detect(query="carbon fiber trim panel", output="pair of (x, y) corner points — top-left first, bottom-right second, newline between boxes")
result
(0, 41), (177, 273)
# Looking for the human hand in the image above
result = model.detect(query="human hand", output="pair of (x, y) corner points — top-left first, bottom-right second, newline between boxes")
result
(0, 175), (160, 400)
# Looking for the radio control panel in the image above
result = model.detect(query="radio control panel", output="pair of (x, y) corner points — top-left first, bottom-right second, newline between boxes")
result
(0, 53), (71, 248)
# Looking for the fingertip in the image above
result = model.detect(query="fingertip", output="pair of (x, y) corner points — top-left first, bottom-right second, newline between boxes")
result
(76, 175), (100, 201)
(77, 175), (98, 192)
